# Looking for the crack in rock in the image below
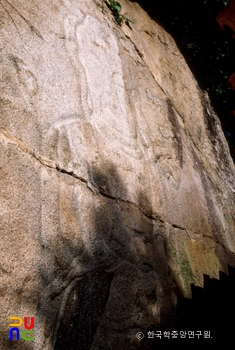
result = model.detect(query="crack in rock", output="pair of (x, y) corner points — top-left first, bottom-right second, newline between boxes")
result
(1, 127), (232, 255)
(0, 126), (89, 183)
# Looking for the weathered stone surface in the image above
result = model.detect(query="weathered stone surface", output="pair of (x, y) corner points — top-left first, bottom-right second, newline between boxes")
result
(0, 0), (235, 348)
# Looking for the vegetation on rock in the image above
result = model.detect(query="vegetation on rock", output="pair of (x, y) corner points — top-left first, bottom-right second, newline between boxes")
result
(102, 0), (133, 26)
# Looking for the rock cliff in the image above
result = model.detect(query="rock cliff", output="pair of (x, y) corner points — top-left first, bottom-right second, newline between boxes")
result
(0, 0), (235, 348)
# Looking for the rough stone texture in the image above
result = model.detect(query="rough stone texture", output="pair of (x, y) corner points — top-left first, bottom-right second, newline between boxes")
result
(0, 0), (235, 349)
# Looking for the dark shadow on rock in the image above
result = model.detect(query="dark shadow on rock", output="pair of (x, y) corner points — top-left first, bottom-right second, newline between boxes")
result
(33, 160), (235, 350)
(87, 164), (158, 349)
(166, 99), (184, 167)
(49, 161), (178, 349)
(174, 265), (235, 341)
(181, 267), (235, 328)
(54, 268), (114, 350)
(140, 265), (235, 349)
(49, 162), (142, 350)
(0, 331), (32, 350)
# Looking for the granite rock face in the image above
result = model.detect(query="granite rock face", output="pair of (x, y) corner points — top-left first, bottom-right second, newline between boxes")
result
(0, 0), (235, 348)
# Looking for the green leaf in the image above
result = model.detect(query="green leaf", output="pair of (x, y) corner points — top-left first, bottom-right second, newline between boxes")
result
(103, 0), (132, 27)
(125, 17), (133, 24)
(109, 0), (122, 12)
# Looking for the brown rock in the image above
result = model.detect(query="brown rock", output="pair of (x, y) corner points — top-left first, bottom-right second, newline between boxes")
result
(216, 0), (235, 35)
(0, 0), (235, 348)
(228, 72), (235, 89)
